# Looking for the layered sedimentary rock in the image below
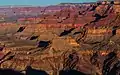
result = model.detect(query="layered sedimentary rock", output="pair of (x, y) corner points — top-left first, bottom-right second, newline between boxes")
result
(0, 1), (120, 75)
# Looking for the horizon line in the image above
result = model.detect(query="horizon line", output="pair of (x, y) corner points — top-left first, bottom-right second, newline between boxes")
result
(0, 2), (97, 7)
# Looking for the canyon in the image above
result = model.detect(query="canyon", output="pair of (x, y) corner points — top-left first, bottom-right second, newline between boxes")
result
(0, 1), (120, 75)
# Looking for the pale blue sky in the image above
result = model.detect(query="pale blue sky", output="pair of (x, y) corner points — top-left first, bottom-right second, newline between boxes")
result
(0, 0), (97, 6)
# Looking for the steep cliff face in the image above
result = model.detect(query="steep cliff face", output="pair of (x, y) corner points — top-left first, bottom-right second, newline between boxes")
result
(0, 2), (120, 50)
(0, 1), (120, 54)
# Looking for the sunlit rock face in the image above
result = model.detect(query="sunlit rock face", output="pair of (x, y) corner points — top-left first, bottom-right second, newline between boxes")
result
(113, 0), (120, 13)
(114, 5), (120, 13)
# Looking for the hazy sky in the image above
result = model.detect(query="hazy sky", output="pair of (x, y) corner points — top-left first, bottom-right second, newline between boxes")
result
(0, 0), (97, 6)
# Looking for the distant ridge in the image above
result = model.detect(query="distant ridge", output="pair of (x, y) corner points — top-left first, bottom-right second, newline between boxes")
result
(59, 2), (96, 5)
(0, 2), (97, 8)
(0, 5), (41, 8)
